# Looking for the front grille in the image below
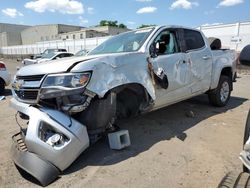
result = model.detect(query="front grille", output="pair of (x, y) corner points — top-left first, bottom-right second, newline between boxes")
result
(15, 90), (38, 100)
(14, 74), (45, 103)
(16, 74), (45, 81)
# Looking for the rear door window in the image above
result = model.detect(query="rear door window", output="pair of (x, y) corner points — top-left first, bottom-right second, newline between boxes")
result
(183, 29), (205, 51)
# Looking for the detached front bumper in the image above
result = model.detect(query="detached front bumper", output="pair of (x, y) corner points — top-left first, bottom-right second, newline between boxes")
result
(10, 98), (90, 186)
(11, 132), (60, 186)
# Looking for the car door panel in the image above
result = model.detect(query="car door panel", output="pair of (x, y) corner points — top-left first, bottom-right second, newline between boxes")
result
(183, 29), (213, 94)
(187, 48), (212, 93)
(148, 28), (193, 108)
(152, 53), (191, 108)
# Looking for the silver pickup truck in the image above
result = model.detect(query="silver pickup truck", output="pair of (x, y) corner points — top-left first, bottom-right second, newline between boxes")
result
(10, 26), (237, 186)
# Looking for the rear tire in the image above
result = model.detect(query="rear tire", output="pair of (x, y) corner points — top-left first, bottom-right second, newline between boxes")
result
(218, 172), (250, 188)
(0, 78), (5, 95)
(208, 75), (231, 107)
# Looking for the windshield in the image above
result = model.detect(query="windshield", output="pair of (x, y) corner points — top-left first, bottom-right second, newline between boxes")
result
(75, 50), (87, 56)
(43, 49), (53, 54)
(89, 28), (153, 55)
(41, 52), (56, 59)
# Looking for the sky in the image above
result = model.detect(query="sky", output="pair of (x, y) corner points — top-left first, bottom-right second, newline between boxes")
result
(0, 0), (249, 29)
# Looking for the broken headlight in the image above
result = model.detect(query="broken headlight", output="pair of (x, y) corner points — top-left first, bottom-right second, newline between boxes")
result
(42, 72), (91, 89)
(39, 121), (69, 147)
(40, 72), (91, 99)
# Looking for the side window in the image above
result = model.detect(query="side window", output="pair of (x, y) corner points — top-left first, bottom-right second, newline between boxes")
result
(59, 54), (64, 58)
(58, 53), (73, 58)
(53, 54), (61, 59)
(54, 54), (66, 59)
(153, 30), (179, 55)
(183, 29), (205, 51)
(64, 53), (73, 57)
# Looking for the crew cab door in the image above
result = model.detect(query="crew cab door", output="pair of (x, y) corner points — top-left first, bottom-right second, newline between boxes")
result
(182, 29), (213, 93)
(149, 28), (191, 108)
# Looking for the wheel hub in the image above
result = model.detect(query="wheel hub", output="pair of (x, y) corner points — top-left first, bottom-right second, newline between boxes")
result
(220, 81), (229, 103)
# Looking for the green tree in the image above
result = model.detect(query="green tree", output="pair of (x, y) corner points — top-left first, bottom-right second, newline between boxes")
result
(118, 23), (127, 28)
(137, 24), (156, 29)
(109, 21), (118, 27)
(99, 20), (118, 27)
(99, 20), (109, 26)
(99, 20), (127, 28)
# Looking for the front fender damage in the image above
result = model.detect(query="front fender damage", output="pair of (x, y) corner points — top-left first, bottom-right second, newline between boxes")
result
(10, 98), (89, 186)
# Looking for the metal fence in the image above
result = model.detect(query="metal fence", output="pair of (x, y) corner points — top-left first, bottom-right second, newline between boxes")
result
(0, 36), (110, 55)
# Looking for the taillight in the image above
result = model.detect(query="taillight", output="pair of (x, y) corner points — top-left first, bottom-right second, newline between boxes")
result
(0, 62), (6, 71)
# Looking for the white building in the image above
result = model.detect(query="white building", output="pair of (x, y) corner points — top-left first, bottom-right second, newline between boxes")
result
(21, 24), (83, 45)
(198, 21), (250, 52)
(0, 23), (30, 47)
(59, 29), (108, 40)
(59, 26), (130, 40)
(90, 26), (131, 35)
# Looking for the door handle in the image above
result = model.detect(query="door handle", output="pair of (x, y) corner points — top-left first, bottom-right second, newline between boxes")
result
(202, 55), (210, 60)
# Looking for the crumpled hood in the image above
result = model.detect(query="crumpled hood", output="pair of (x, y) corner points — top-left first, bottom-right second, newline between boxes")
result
(16, 54), (105, 76)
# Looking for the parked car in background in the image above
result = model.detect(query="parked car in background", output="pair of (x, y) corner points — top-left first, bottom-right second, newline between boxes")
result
(31, 48), (67, 59)
(75, 49), (88, 56)
(22, 52), (74, 65)
(239, 44), (250, 66)
(0, 61), (11, 95)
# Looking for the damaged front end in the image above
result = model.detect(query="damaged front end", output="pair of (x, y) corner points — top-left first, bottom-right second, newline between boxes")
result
(10, 72), (96, 186)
